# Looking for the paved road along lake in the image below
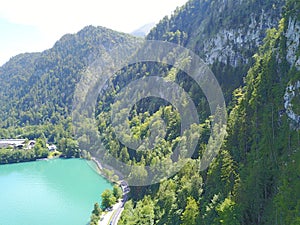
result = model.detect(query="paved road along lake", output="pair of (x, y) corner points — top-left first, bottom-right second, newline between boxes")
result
(0, 158), (112, 225)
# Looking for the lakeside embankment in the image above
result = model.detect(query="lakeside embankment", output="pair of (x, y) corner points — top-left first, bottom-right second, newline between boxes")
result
(90, 157), (129, 225)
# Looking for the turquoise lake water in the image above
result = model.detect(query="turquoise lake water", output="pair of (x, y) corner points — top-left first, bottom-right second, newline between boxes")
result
(0, 158), (112, 225)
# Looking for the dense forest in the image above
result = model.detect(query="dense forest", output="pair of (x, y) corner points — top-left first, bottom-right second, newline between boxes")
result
(117, 0), (300, 224)
(0, 0), (300, 224)
(0, 26), (139, 128)
(0, 26), (140, 160)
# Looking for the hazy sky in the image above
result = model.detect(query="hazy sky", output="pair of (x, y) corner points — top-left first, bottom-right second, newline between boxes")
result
(0, 0), (189, 66)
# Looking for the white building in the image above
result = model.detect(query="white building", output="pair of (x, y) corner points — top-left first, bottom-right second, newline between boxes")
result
(0, 139), (36, 150)
(47, 144), (57, 151)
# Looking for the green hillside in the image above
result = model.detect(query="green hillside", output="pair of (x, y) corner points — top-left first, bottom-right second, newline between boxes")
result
(147, 0), (285, 100)
(0, 0), (299, 224)
(0, 26), (139, 128)
(117, 0), (300, 224)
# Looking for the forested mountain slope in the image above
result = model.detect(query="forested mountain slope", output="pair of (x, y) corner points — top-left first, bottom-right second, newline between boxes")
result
(0, 26), (139, 128)
(225, 1), (300, 223)
(118, 0), (300, 224)
(0, 0), (299, 224)
(148, 0), (284, 99)
(0, 0), (284, 128)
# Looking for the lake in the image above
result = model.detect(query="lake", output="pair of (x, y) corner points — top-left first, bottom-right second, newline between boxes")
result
(0, 158), (112, 225)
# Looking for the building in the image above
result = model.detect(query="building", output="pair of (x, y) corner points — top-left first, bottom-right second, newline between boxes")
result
(0, 139), (35, 150)
(0, 139), (26, 149)
(47, 144), (57, 151)
(26, 140), (36, 150)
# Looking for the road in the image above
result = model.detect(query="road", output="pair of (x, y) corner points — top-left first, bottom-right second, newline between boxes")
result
(99, 180), (130, 225)
(109, 181), (130, 225)
(109, 196), (127, 225)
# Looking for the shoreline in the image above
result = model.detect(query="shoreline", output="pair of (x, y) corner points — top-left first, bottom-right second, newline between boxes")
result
(0, 150), (62, 166)
(90, 157), (124, 184)
(90, 157), (113, 184)
(91, 157), (103, 170)
(90, 157), (129, 225)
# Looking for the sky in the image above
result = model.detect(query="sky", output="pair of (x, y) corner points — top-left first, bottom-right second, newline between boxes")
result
(0, 0), (189, 66)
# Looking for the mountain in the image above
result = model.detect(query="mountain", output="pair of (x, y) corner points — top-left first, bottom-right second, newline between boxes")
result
(0, 0), (284, 128)
(0, 0), (300, 224)
(131, 22), (156, 37)
(0, 26), (140, 128)
(117, 0), (300, 224)
(148, 0), (285, 100)
(225, 1), (300, 223)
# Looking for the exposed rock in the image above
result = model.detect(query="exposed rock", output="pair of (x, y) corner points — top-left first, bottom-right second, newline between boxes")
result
(201, 10), (279, 67)
(286, 17), (300, 70)
(284, 17), (300, 128)
(284, 81), (300, 129)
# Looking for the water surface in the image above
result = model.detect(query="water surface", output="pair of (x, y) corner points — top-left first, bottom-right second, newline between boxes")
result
(0, 158), (112, 225)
